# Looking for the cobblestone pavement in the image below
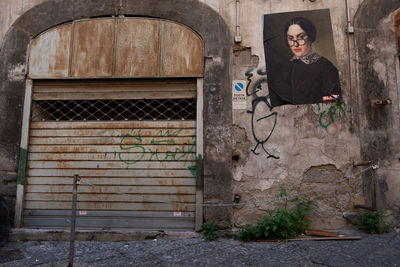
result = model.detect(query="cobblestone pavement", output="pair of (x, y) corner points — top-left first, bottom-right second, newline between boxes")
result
(1, 231), (399, 267)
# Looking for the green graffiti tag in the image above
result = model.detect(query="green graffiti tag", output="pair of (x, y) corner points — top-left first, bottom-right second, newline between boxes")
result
(117, 129), (197, 175)
(118, 129), (144, 165)
(182, 137), (197, 174)
(317, 101), (349, 129)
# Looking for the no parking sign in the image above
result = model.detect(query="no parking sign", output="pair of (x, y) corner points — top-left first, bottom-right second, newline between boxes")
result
(232, 80), (247, 109)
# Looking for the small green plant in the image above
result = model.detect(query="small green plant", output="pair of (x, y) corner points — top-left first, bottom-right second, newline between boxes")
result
(201, 221), (219, 242)
(358, 210), (388, 234)
(235, 185), (317, 242)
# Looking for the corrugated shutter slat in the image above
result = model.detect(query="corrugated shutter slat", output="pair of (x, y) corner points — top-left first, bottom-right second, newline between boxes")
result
(23, 80), (197, 230)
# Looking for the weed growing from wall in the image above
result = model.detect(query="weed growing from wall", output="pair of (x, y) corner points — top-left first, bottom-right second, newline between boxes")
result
(201, 221), (220, 242)
(357, 210), (388, 234)
(235, 185), (318, 242)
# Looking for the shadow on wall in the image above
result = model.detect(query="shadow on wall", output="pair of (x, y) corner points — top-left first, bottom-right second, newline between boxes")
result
(0, 195), (10, 246)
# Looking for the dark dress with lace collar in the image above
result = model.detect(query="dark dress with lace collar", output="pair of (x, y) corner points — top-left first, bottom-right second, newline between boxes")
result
(268, 52), (341, 106)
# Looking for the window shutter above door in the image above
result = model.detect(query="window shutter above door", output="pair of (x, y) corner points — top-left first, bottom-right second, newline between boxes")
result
(28, 18), (204, 79)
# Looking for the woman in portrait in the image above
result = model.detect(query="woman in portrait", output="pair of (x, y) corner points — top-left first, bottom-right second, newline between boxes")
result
(283, 17), (342, 105)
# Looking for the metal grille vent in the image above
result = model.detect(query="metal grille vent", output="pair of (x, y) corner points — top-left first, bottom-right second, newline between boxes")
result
(31, 99), (196, 121)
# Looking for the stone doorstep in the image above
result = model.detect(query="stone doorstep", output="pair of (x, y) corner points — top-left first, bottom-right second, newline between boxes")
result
(9, 228), (201, 242)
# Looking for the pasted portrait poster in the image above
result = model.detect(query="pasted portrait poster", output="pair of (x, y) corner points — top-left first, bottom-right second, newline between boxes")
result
(263, 9), (342, 107)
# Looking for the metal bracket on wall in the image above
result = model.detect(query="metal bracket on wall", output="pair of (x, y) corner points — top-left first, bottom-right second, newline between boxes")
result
(346, 25), (355, 34)
(373, 99), (392, 105)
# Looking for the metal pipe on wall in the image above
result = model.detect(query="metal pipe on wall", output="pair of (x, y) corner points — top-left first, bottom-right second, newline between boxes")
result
(345, 0), (354, 129)
(235, 0), (242, 43)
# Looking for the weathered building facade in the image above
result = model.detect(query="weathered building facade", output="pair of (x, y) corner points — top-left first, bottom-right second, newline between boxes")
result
(0, 0), (399, 231)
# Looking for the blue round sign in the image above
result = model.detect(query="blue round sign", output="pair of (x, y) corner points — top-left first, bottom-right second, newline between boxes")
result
(234, 82), (244, 92)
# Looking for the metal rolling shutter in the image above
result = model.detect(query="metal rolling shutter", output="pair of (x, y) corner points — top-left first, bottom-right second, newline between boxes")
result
(23, 79), (197, 230)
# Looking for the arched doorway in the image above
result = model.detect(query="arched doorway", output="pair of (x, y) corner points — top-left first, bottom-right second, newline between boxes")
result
(22, 18), (202, 230)
(3, 0), (233, 230)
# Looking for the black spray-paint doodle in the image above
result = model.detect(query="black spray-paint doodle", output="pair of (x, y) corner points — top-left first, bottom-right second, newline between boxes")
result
(245, 68), (279, 159)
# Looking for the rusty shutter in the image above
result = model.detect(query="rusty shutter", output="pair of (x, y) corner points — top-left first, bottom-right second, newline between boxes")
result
(23, 79), (197, 230)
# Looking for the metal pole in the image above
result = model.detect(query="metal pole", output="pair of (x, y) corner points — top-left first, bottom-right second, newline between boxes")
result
(371, 165), (377, 211)
(68, 174), (80, 267)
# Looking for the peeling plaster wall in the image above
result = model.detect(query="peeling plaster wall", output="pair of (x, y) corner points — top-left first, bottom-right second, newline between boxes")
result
(231, 0), (364, 229)
(1, 0), (399, 230)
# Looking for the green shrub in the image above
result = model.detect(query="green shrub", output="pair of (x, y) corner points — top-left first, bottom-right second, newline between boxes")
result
(235, 224), (262, 242)
(235, 185), (317, 241)
(358, 210), (388, 234)
(201, 221), (219, 241)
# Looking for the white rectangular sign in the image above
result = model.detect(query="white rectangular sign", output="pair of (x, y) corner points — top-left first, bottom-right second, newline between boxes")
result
(232, 80), (247, 109)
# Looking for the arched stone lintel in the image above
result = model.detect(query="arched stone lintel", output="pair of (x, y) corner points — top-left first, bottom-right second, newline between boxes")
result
(12, 0), (230, 56)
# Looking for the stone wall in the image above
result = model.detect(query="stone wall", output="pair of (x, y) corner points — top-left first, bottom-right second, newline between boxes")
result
(354, 0), (400, 226)
(1, 0), (399, 229)
(230, 0), (363, 229)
